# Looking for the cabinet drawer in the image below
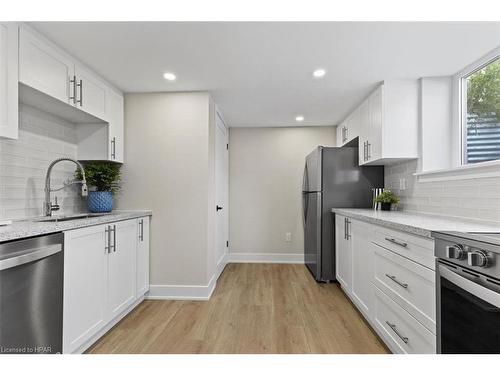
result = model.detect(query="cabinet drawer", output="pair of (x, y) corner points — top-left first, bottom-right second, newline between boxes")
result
(373, 243), (435, 333)
(373, 226), (434, 269)
(373, 286), (436, 354)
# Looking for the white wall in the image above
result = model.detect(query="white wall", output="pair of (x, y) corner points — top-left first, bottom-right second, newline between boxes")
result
(229, 126), (336, 261)
(117, 92), (216, 289)
(0, 104), (84, 219)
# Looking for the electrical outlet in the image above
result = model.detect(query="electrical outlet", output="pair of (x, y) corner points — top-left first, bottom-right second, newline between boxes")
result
(285, 232), (292, 242)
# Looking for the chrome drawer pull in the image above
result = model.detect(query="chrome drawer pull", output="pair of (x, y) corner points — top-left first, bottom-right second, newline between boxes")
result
(385, 237), (408, 248)
(386, 321), (409, 344)
(385, 274), (408, 289)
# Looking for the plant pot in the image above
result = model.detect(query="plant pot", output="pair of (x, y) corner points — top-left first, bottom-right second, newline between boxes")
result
(88, 191), (114, 213)
(380, 202), (392, 211)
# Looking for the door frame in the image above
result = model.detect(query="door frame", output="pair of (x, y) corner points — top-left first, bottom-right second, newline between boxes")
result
(214, 108), (229, 280)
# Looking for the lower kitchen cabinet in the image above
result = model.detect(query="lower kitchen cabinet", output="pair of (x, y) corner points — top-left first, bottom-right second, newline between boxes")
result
(136, 216), (150, 297)
(334, 213), (436, 353)
(107, 220), (137, 318)
(335, 215), (352, 291)
(336, 216), (374, 319)
(63, 217), (150, 353)
(63, 224), (108, 354)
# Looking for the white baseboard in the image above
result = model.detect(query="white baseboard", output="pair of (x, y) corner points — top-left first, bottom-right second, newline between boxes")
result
(147, 274), (217, 301)
(216, 252), (229, 280)
(228, 252), (305, 264)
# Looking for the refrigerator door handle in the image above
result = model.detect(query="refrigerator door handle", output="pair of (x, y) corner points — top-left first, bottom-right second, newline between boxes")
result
(302, 193), (308, 228)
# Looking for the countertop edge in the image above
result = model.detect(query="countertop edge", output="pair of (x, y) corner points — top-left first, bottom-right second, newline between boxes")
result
(0, 210), (152, 243)
(331, 208), (434, 238)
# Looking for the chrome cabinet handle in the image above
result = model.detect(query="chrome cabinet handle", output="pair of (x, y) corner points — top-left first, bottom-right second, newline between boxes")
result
(364, 141), (368, 161)
(139, 219), (144, 242)
(112, 224), (116, 252)
(385, 274), (408, 289)
(385, 237), (408, 248)
(386, 321), (409, 344)
(344, 218), (347, 240)
(76, 79), (83, 106)
(105, 226), (111, 253)
(69, 75), (77, 104)
(346, 219), (351, 240)
(367, 142), (371, 159)
(111, 137), (116, 159)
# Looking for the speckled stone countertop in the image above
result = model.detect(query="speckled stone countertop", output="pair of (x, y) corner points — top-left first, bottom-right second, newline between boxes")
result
(0, 210), (152, 243)
(331, 208), (499, 238)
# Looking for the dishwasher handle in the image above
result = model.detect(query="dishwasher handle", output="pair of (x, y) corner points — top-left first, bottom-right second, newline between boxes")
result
(0, 244), (62, 271)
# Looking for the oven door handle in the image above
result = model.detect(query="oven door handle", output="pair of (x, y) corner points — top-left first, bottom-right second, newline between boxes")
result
(439, 264), (500, 309)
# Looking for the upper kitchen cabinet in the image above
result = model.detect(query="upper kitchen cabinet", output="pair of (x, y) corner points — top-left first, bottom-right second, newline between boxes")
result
(74, 63), (108, 120)
(18, 25), (125, 162)
(0, 22), (19, 139)
(359, 81), (419, 165)
(337, 106), (361, 146)
(19, 27), (74, 105)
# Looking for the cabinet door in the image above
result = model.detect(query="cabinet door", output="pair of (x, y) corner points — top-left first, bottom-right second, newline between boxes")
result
(63, 225), (107, 353)
(335, 215), (352, 291)
(351, 220), (374, 317)
(0, 22), (18, 139)
(358, 100), (370, 165)
(368, 85), (383, 161)
(19, 27), (74, 105)
(74, 64), (107, 120)
(107, 89), (124, 162)
(136, 217), (150, 297)
(107, 219), (137, 319)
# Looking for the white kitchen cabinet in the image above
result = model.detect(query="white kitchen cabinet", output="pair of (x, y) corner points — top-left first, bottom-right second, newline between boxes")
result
(107, 220), (137, 319)
(107, 88), (124, 162)
(335, 215), (352, 292)
(136, 216), (150, 297)
(63, 217), (149, 353)
(334, 212), (436, 353)
(19, 27), (74, 105)
(351, 220), (374, 317)
(63, 224), (108, 354)
(359, 81), (419, 165)
(74, 64), (108, 120)
(0, 22), (18, 139)
(337, 108), (361, 147)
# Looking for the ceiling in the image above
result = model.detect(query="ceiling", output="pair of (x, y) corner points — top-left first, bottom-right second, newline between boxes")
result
(30, 22), (500, 127)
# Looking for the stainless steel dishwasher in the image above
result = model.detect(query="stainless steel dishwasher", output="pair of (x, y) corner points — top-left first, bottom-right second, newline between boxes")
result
(0, 233), (63, 354)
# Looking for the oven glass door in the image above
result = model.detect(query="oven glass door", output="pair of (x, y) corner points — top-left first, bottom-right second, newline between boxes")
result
(439, 264), (500, 354)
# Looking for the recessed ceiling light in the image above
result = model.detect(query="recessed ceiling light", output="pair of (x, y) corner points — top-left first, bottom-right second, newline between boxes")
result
(163, 72), (176, 81)
(313, 69), (326, 78)
(295, 115), (304, 122)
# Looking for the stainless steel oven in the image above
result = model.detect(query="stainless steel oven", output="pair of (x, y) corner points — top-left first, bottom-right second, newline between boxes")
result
(433, 231), (500, 354)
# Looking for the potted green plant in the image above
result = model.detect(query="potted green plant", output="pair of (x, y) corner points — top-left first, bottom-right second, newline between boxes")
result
(75, 161), (122, 213)
(374, 190), (400, 211)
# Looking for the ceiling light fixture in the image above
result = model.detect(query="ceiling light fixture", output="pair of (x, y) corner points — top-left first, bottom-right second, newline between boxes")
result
(295, 115), (304, 122)
(163, 72), (176, 81)
(313, 69), (326, 78)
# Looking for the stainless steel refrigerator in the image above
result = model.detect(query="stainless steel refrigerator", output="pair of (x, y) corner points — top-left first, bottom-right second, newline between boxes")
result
(302, 146), (384, 282)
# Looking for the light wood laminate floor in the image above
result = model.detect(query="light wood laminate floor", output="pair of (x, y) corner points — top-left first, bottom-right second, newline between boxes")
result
(88, 263), (389, 354)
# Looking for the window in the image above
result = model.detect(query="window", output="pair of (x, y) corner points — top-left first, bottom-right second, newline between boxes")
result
(461, 55), (500, 165)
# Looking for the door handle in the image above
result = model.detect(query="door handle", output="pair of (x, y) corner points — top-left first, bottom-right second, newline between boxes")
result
(111, 137), (116, 159)
(139, 219), (144, 242)
(216, 205), (223, 211)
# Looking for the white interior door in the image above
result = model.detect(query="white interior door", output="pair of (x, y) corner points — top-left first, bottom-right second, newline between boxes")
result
(215, 111), (229, 278)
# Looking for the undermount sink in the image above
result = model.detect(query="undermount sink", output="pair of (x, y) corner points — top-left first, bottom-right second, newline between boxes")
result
(34, 213), (111, 223)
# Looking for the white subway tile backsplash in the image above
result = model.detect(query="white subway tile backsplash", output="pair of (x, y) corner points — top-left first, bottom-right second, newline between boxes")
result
(385, 159), (500, 223)
(0, 104), (85, 220)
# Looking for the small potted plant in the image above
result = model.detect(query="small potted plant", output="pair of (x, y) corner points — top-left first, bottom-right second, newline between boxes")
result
(76, 161), (122, 213)
(374, 190), (400, 211)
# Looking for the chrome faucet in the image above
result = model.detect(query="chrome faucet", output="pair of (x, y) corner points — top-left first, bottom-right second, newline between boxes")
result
(44, 158), (88, 216)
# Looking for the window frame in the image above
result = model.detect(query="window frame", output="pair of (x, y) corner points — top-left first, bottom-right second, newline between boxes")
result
(456, 48), (500, 166)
